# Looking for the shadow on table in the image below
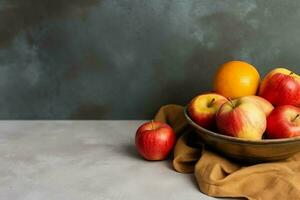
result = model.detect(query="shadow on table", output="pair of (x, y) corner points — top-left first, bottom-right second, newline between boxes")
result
(119, 143), (141, 159)
(119, 143), (201, 194)
(188, 174), (199, 191)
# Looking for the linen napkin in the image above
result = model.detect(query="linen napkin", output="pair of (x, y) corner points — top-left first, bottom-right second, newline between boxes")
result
(154, 104), (300, 200)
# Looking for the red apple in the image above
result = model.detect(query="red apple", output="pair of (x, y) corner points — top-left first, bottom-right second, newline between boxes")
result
(216, 98), (266, 140)
(259, 68), (300, 106)
(266, 105), (300, 139)
(135, 121), (176, 160)
(239, 95), (274, 116)
(188, 93), (227, 129)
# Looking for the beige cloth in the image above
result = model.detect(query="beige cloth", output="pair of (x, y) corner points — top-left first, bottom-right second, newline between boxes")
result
(154, 104), (300, 200)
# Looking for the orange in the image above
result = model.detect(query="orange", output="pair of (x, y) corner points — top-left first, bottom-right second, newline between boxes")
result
(213, 61), (260, 99)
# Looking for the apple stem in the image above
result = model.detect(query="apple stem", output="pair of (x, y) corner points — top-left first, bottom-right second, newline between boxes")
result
(289, 71), (294, 75)
(293, 114), (299, 122)
(151, 120), (154, 130)
(227, 97), (234, 107)
(209, 98), (215, 107)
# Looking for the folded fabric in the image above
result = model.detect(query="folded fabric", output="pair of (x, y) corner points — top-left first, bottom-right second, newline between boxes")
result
(154, 104), (300, 200)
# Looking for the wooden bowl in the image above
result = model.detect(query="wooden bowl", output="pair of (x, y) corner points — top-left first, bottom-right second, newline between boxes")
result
(184, 107), (300, 163)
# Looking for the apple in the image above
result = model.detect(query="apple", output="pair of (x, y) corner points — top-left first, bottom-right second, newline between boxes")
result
(188, 93), (227, 129)
(239, 95), (274, 116)
(135, 121), (176, 160)
(216, 98), (266, 140)
(259, 68), (300, 106)
(266, 105), (300, 139)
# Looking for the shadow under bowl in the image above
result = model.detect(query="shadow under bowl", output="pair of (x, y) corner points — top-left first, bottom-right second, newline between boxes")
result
(184, 107), (300, 163)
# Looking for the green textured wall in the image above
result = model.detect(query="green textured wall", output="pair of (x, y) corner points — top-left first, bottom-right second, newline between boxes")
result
(0, 0), (299, 119)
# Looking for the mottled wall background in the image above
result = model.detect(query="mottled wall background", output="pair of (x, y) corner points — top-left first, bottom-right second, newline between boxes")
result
(0, 0), (299, 119)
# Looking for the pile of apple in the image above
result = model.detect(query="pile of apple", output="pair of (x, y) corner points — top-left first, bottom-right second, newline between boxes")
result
(135, 61), (300, 161)
(189, 67), (300, 140)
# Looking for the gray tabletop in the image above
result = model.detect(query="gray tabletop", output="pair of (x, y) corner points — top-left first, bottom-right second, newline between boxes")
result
(0, 121), (231, 200)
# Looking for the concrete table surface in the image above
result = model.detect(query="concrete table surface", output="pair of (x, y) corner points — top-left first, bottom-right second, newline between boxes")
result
(0, 121), (234, 200)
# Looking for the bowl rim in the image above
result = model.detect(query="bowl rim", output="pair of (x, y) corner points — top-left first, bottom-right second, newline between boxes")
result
(184, 106), (300, 144)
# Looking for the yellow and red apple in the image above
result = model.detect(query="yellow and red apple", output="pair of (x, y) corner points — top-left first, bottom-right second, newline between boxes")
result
(188, 93), (227, 129)
(239, 95), (274, 116)
(259, 68), (300, 106)
(216, 98), (266, 140)
(266, 105), (300, 139)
